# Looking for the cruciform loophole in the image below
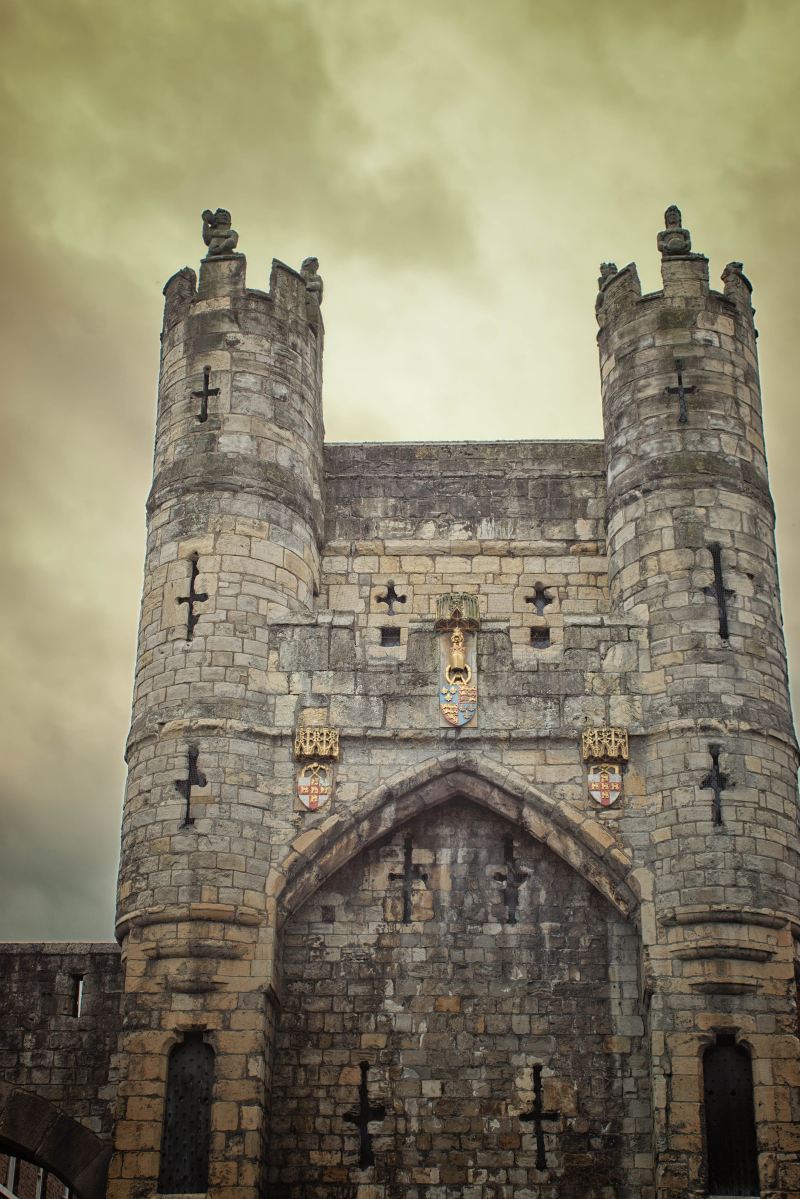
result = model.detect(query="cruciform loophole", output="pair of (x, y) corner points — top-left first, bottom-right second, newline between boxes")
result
(375, 582), (407, 615)
(525, 584), (553, 617)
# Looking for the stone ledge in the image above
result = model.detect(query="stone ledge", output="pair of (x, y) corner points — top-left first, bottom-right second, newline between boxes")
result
(116, 902), (264, 940)
(660, 904), (797, 930)
(0, 942), (118, 955)
(671, 943), (775, 962)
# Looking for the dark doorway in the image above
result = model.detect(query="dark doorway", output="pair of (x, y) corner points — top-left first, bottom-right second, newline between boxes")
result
(158, 1032), (214, 1194)
(704, 1034), (759, 1195)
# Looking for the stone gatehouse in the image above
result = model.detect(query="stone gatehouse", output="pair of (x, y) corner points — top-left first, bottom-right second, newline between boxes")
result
(1, 205), (798, 1199)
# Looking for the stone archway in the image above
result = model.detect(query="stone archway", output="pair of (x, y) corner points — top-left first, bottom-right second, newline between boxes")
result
(269, 750), (651, 932)
(0, 1086), (111, 1199)
(266, 758), (654, 1199)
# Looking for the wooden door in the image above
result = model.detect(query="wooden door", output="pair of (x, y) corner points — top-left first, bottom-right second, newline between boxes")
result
(158, 1033), (215, 1193)
(704, 1037), (759, 1196)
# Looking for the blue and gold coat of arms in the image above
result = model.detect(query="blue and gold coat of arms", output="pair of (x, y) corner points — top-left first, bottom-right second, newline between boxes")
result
(439, 623), (478, 727)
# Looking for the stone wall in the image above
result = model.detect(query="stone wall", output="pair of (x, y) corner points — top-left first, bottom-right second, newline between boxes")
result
(0, 945), (121, 1143)
(269, 799), (651, 1199)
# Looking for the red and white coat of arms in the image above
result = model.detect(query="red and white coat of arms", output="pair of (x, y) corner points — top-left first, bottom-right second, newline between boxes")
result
(296, 762), (333, 812)
(587, 762), (622, 808)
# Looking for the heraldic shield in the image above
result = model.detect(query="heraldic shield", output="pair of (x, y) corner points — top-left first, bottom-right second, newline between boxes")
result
(439, 680), (478, 727)
(296, 762), (333, 812)
(587, 762), (622, 808)
(438, 619), (478, 727)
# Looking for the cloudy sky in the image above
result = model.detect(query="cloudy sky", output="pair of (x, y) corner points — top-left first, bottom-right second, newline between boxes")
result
(1, 0), (798, 940)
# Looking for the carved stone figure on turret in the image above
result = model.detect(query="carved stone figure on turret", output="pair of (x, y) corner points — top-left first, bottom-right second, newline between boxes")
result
(595, 261), (618, 312)
(301, 255), (324, 326)
(201, 207), (240, 257)
(657, 204), (691, 256)
(721, 260), (755, 322)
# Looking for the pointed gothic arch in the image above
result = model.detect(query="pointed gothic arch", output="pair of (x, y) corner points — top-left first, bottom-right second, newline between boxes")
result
(268, 752), (655, 1197)
(270, 750), (651, 931)
(0, 1086), (111, 1199)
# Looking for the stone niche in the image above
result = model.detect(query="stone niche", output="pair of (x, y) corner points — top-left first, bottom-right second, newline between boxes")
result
(268, 799), (651, 1199)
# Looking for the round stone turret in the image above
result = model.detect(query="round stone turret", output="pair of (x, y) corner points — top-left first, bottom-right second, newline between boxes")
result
(597, 203), (800, 1199)
(109, 216), (325, 1199)
(119, 220), (326, 922)
(598, 208), (797, 912)
(598, 205), (790, 742)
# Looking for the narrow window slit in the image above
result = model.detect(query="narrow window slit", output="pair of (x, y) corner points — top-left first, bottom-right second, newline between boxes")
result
(388, 835), (429, 924)
(191, 365), (219, 423)
(175, 745), (207, 827)
(71, 974), (84, 1018)
(177, 552), (208, 641)
(380, 627), (401, 647)
(493, 835), (530, 924)
(344, 1061), (386, 1169)
(702, 542), (734, 641)
(701, 744), (731, 827)
(530, 627), (551, 648)
(665, 358), (696, 424)
(519, 1063), (562, 1170)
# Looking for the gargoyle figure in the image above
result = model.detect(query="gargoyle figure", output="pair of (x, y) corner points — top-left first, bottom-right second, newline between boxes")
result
(202, 208), (239, 257)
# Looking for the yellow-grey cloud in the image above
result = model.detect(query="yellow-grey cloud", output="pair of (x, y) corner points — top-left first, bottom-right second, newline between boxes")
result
(1, 0), (797, 938)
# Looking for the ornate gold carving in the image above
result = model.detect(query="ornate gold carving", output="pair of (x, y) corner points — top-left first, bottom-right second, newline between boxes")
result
(581, 727), (629, 763)
(294, 726), (340, 761)
(445, 626), (472, 685)
(434, 592), (480, 632)
(437, 598), (478, 726)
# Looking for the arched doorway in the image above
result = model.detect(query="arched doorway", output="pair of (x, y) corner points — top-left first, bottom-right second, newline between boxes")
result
(267, 790), (652, 1198)
(703, 1035), (759, 1196)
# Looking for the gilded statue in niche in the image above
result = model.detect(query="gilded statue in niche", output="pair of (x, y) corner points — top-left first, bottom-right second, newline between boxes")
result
(437, 597), (479, 728)
(446, 626), (471, 685)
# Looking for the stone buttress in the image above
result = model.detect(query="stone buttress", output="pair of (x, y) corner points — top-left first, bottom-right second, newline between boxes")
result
(109, 236), (324, 1198)
(597, 211), (800, 1198)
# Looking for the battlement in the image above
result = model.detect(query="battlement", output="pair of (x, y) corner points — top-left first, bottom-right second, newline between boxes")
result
(596, 205), (756, 337)
(596, 205), (767, 532)
(162, 211), (323, 337)
(598, 260), (745, 325)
